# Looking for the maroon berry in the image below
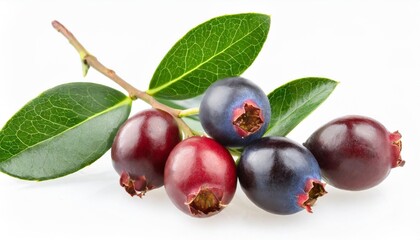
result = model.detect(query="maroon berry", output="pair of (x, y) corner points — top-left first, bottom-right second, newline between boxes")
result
(164, 136), (237, 218)
(304, 115), (404, 191)
(111, 109), (181, 197)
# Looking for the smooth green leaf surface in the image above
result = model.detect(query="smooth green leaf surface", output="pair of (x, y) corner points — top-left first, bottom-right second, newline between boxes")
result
(265, 77), (338, 137)
(0, 82), (132, 180)
(147, 13), (270, 100)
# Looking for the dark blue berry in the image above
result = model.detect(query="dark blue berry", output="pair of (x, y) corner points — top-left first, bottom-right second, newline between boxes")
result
(199, 77), (271, 147)
(237, 137), (326, 215)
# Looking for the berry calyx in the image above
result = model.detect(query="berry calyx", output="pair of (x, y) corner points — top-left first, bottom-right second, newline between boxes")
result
(389, 131), (405, 167)
(119, 172), (148, 197)
(297, 179), (327, 213)
(232, 100), (264, 137)
(187, 187), (224, 216)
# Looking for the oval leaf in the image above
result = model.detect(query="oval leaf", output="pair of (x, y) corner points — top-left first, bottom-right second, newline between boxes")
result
(0, 82), (132, 180)
(147, 13), (270, 100)
(265, 77), (338, 137)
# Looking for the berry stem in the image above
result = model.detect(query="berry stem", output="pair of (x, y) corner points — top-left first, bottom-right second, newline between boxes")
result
(51, 20), (195, 137)
(178, 107), (200, 118)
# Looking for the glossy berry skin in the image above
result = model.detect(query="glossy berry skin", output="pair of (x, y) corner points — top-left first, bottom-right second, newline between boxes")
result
(111, 109), (181, 197)
(304, 115), (404, 191)
(237, 137), (326, 215)
(164, 136), (237, 218)
(199, 77), (271, 147)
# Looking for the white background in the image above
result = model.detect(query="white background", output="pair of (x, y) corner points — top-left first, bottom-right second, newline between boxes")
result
(1, 0), (419, 239)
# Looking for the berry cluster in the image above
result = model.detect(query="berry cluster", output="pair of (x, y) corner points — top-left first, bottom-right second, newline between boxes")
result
(0, 15), (405, 220)
(111, 76), (404, 218)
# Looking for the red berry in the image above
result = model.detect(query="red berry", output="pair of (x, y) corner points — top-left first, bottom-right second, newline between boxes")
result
(111, 109), (181, 197)
(164, 136), (237, 218)
(304, 115), (404, 191)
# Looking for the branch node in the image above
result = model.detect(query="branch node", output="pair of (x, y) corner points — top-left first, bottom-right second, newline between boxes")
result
(52, 19), (197, 137)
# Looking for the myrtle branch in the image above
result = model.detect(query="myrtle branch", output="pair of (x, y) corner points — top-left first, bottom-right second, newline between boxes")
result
(51, 20), (195, 137)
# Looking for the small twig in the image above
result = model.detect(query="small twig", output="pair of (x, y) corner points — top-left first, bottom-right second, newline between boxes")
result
(178, 107), (200, 118)
(174, 118), (195, 138)
(52, 20), (195, 137)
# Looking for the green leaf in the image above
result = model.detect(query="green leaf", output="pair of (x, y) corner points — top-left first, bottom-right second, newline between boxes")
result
(147, 13), (270, 100)
(265, 77), (338, 137)
(0, 82), (132, 180)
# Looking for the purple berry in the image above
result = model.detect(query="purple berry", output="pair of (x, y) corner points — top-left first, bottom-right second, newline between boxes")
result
(111, 109), (181, 197)
(304, 115), (404, 191)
